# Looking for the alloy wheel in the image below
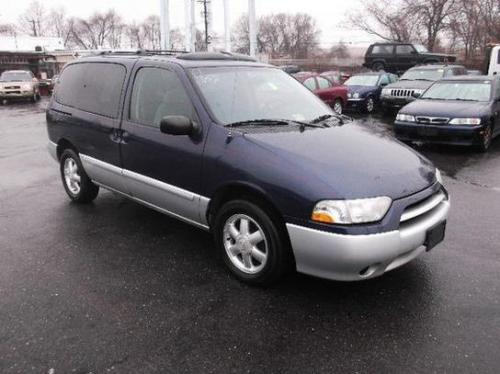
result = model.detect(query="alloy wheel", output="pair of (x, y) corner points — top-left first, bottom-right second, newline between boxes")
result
(223, 214), (268, 274)
(63, 157), (82, 195)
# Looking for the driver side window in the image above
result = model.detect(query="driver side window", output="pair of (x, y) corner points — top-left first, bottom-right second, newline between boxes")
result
(130, 67), (195, 127)
(303, 77), (317, 91)
(379, 74), (390, 86)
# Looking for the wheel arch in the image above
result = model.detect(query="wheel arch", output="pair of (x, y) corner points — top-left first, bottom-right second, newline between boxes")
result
(207, 182), (285, 229)
(56, 138), (78, 160)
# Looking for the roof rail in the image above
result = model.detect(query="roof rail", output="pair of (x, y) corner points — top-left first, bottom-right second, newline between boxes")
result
(176, 51), (257, 62)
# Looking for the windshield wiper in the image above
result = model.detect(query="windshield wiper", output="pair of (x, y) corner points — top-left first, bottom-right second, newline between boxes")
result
(414, 78), (433, 81)
(225, 119), (289, 127)
(310, 113), (352, 126)
(453, 98), (476, 101)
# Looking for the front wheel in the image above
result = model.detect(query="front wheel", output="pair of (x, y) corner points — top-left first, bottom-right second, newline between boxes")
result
(365, 97), (375, 113)
(477, 124), (493, 152)
(333, 99), (343, 114)
(213, 199), (292, 285)
(60, 149), (99, 203)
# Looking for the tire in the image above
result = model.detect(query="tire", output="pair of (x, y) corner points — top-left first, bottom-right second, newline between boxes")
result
(59, 149), (99, 203)
(213, 199), (292, 285)
(477, 124), (493, 152)
(365, 96), (375, 113)
(333, 99), (343, 114)
(372, 62), (385, 71)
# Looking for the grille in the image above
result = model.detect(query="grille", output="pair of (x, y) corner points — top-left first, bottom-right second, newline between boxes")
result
(390, 89), (414, 98)
(4, 85), (21, 90)
(416, 116), (449, 125)
(400, 190), (446, 224)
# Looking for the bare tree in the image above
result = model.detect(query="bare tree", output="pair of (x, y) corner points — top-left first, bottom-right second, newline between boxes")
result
(48, 7), (74, 47)
(348, 0), (420, 43)
(0, 23), (17, 36)
(232, 13), (320, 58)
(71, 10), (123, 50)
(19, 0), (46, 36)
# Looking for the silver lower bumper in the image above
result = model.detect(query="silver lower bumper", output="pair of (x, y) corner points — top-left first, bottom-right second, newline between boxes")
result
(287, 199), (450, 281)
(47, 141), (58, 161)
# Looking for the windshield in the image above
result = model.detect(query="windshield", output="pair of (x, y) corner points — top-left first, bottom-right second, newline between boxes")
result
(344, 75), (379, 86)
(414, 44), (428, 53)
(400, 68), (444, 81)
(422, 81), (491, 101)
(0, 72), (32, 82)
(190, 67), (332, 124)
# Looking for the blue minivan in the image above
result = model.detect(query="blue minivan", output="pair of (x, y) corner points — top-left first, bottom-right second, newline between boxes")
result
(46, 51), (450, 285)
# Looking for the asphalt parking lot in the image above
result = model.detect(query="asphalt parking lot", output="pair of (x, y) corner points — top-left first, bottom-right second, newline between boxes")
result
(1, 98), (499, 374)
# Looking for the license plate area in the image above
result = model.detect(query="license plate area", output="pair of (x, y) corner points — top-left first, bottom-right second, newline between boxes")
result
(418, 127), (439, 136)
(425, 221), (446, 251)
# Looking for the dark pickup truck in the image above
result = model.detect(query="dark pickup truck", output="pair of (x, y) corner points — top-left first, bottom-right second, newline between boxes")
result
(364, 43), (456, 73)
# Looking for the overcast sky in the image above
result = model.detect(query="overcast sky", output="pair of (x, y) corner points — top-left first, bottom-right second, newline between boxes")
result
(0, 0), (378, 47)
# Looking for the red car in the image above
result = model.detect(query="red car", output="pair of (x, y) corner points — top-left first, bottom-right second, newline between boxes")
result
(293, 72), (348, 114)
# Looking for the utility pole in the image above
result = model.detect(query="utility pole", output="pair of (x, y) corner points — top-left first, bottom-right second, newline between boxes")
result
(198, 0), (211, 51)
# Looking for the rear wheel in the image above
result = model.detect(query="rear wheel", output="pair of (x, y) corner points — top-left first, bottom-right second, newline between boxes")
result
(213, 199), (292, 285)
(333, 99), (343, 114)
(60, 149), (99, 203)
(372, 62), (385, 71)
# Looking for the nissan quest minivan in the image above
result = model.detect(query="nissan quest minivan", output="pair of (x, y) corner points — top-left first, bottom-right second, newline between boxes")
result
(46, 51), (450, 285)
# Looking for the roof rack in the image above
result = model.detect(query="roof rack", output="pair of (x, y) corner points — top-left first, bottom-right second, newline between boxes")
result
(176, 51), (257, 62)
(92, 49), (188, 56)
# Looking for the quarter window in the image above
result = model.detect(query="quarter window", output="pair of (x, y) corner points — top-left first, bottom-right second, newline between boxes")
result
(303, 77), (317, 91)
(317, 77), (331, 89)
(129, 67), (195, 127)
(55, 62), (126, 118)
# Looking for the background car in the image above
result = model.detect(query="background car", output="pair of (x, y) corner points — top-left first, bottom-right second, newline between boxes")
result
(394, 75), (500, 151)
(344, 72), (398, 113)
(0, 70), (40, 103)
(380, 64), (467, 111)
(293, 72), (347, 113)
(320, 70), (351, 85)
(363, 42), (456, 73)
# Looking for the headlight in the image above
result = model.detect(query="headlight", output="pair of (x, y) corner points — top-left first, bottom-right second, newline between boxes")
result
(311, 197), (392, 225)
(396, 113), (416, 122)
(381, 88), (391, 96)
(412, 89), (424, 95)
(22, 84), (32, 90)
(347, 92), (352, 98)
(435, 168), (443, 185)
(449, 118), (481, 125)
(353, 92), (360, 99)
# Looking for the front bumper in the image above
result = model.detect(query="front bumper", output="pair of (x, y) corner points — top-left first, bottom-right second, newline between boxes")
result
(381, 97), (412, 108)
(394, 121), (485, 145)
(287, 193), (450, 281)
(0, 90), (34, 99)
(346, 98), (366, 110)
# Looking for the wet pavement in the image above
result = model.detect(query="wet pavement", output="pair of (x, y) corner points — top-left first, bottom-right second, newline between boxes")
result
(0, 99), (499, 373)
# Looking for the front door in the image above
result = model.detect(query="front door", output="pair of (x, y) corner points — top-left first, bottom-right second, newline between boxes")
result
(119, 63), (208, 227)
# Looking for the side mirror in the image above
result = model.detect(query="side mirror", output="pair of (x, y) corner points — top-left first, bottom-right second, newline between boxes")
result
(411, 91), (422, 99)
(380, 82), (388, 87)
(411, 50), (418, 55)
(160, 115), (198, 136)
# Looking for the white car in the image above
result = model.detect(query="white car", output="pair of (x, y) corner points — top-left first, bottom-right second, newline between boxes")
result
(0, 70), (40, 102)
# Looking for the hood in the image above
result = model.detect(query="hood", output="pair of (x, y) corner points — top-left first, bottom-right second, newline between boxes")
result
(401, 99), (492, 118)
(420, 52), (455, 59)
(244, 123), (436, 200)
(386, 80), (434, 90)
(347, 85), (378, 95)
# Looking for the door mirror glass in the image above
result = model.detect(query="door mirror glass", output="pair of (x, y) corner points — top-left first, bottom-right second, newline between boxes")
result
(160, 115), (196, 136)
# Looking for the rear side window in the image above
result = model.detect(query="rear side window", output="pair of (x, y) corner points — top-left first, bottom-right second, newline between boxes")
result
(56, 62), (126, 118)
(303, 77), (317, 90)
(395, 45), (414, 54)
(371, 45), (393, 55)
(317, 77), (331, 89)
(129, 67), (195, 127)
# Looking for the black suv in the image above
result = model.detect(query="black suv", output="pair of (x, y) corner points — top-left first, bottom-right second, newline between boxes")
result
(364, 43), (456, 73)
(46, 51), (449, 285)
(380, 64), (468, 110)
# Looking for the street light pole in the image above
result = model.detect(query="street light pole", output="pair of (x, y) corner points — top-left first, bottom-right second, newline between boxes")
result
(160, 0), (170, 50)
(223, 0), (231, 52)
(248, 0), (256, 56)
